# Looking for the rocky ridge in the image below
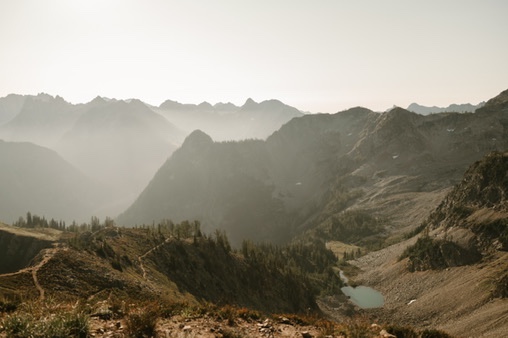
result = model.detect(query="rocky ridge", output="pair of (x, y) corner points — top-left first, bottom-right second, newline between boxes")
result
(119, 89), (508, 247)
(349, 150), (508, 338)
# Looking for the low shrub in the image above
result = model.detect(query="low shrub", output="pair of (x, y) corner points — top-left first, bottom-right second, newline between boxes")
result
(0, 297), (19, 313)
(384, 324), (419, 338)
(420, 328), (453, 338)
(124, 304), (160, 338)
(1, 310), (90, 338)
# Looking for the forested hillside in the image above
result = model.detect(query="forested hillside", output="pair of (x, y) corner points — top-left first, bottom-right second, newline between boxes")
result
(119, 89), (508, 249)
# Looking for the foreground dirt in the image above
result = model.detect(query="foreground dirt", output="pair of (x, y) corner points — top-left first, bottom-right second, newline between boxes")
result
(350, 237), (508, 338)
(89, 315), (325, 338)
(87, 314), (405, 338)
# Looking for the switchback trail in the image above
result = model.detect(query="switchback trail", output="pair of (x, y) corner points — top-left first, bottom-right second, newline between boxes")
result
(31, 246), (61, 301)
(138, 237), (172, 280)
(0, 245), (63, 301)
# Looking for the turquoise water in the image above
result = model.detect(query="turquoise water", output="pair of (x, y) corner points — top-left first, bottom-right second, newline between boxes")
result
(341, 285), (384, 309)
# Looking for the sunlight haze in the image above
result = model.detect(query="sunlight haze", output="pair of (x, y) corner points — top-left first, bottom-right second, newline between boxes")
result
(1, 0), (507, 112)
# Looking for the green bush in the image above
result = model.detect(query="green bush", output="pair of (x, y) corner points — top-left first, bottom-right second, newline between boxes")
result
(400, 236), (481, 271)
(0, 297), (19, 313)
(384, 324), (419, 338)
(1, 313), (32, 337)
(124, 304), (160, 338)
(420, 328), (453, 338)
(1, 310), (90, 338)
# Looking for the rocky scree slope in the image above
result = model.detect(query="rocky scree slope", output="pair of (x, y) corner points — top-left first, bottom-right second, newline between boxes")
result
(352, 150), (508, 338)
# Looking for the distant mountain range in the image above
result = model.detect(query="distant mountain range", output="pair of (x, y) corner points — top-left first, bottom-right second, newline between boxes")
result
(156, 97), (304, 141)
(406, 101), (485, 115)
(55, 97), (184, 203)
(119, 89), (508, 245)
(0, 93), (304, 222)
(0, 140), (106, 223)
(1, 89), (508, 336)
(0, 90), (505, 228)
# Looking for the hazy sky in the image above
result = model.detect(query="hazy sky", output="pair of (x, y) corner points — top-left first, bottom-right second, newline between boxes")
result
(1, 0), (507, 113)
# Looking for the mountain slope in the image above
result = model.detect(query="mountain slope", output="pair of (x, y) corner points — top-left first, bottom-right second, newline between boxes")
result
(350, 150), (508, 338)
(0, 222), (327, 314)
(0, 221), (455, 338)
(117, 107), (377, 244)
(56, 98), (185, 215)
(0, 140), (104, 223)
(424, 151), (508, 254)
(119, 89), (508, 247)
(117, 130), (288, 245)
(0, 94), (83, 147)
(0, 93), (26, 125)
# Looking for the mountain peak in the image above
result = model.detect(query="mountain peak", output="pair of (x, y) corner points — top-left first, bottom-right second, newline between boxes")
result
(181, 130), (213, 149)
(198, 101), (214, 110)
(127, 99), (149, 110)
(382, 106), (417, 122)
(478, 88), (508, 113)
(242, 98), (257, 109)
(34, 93), (54, 102)
(258, 99), (285, 109)
(159, 99), (184, 110)
(90, 96), (107, 105)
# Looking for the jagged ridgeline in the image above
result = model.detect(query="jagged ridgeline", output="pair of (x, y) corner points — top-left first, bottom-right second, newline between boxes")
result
(0, 94), (304, 224)
(0, 218), (341, 314)
(119, 89), (508, 247)
(401, 151), (508, 272)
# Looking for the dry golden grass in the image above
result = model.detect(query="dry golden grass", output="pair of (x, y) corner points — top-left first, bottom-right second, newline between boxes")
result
(0, 222), (61, 241)
(325, 241), (361, 258)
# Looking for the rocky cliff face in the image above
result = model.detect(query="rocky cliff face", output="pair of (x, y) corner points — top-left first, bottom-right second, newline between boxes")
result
(351, 151), (508, 337)
(398, 151), (508, 273)
(426, 151), (508, 252)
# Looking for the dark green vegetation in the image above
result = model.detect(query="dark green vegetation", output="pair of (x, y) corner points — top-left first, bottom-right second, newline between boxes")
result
(0, 216), (341, 314)
(119, 89), (508, 251)
(0, 301), (89, 338)
(304, 210), (385, 249)
(3, 89), (508, 337)
(400, 236), (481, 272)
(0, 218), (458, 336)
(0, 298), (455, 338)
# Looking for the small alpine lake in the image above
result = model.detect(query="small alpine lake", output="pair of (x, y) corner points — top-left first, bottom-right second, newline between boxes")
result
(340, 285), (384, 309)
(339, 270), (384, 308)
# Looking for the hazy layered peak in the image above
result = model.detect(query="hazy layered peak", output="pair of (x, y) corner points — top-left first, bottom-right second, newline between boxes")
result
(197, 101), (214, 110)
(241, 97), (257, 109)
(407, 101), (485, 115)
(213, 102), (237, 112)
(181, 129), (214, 149)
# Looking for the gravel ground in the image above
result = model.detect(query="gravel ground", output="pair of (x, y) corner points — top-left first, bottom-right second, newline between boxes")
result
(344, 239), (508, 338)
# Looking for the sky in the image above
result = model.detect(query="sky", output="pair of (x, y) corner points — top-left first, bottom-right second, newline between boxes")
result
(0, 0), (507, 113)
